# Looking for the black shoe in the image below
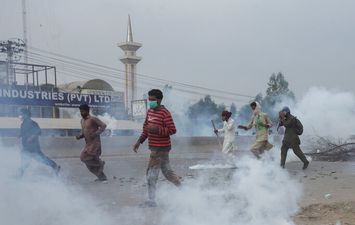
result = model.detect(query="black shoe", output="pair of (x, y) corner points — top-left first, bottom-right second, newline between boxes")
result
(302, 161), (309, 170)
(280, 164), (285, 169)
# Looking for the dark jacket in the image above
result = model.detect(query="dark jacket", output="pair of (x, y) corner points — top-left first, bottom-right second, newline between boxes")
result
(280, 114), (300, 146)
(20, 118), (41, 152)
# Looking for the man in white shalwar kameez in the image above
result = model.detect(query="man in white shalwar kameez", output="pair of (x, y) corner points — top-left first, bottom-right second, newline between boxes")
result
(214, 110), (236, 154)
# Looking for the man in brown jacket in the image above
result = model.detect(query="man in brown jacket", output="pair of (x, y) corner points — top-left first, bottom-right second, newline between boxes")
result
(76, 104), (108, 182)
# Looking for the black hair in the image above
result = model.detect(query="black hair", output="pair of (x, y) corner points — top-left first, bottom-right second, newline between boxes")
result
(250, 102), (257, 108)
(20, 108), (31, 117)
(79, 104), (90, 111)
(148, 89), (163, 100)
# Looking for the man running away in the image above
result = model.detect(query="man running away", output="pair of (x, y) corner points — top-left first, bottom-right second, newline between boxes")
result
(76, 104), (108, 182)
(238, 101), (273, 158)
(278, 106), (309, 169)
(18, 108), (60, 177)
(214, 110), (236, 155)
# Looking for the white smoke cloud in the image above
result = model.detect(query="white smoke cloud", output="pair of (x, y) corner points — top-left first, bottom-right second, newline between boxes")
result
(274, 87), (355, 139)
(294, 87), (355, 139)
(157, 153), (302, 225)
(98, 113), (118, 133)
(0, 141), (303, 225)
(0, 144), (115, 225)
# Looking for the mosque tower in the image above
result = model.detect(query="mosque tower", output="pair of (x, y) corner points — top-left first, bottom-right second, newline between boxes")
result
(118, 15), (142, 113)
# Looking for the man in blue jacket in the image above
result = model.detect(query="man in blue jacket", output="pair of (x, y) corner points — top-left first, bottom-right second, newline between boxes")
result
(18, 108), (60, 176)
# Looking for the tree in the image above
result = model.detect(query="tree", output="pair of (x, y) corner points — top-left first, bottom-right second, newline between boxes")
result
(186, 95), (225, 135)
(187, 95), (218, 119)
(263, 72), (295, 122)
(235, 72), (296, 126)
(266, 72), (295, 99)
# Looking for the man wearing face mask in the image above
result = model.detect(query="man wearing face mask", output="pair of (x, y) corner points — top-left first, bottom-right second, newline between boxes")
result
(133, 89), (181, 207)
(214, 110), (236, 155)
(238, 101), (273, 158)
(18, 108), (60, 177)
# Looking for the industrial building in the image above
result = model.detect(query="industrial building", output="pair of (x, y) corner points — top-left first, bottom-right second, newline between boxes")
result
(0, 17), (143, 136)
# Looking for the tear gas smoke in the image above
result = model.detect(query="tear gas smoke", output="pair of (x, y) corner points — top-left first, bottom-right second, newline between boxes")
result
(290, 87), (355, 139)
(158, 153), (302, 225)
(0, 143), (116, 225)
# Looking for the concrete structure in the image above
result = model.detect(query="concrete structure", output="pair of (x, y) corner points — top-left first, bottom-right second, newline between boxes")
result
(0, 117), (141, 132)
(59, 79), (116, 93)
(59, 79), (125, 119)
(118, 15), (142, 113)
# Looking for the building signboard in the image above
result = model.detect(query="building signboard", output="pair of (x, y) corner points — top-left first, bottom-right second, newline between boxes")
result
(0, 87), (111, 108)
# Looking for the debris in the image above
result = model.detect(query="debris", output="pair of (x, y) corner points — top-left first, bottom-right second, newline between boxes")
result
(306, 136), (355, 161)
(324, 193), (332, 199)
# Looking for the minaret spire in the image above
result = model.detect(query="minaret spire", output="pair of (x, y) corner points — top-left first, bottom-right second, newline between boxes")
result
(127, 15), (133, 42)
(118, 16), (142, 114)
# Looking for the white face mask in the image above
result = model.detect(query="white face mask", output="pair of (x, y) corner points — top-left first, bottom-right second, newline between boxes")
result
(18, 115), (24, 121)
(253, 108), (260, 115)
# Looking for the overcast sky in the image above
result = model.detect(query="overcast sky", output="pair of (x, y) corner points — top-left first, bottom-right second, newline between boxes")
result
(1, 0), (354, 105)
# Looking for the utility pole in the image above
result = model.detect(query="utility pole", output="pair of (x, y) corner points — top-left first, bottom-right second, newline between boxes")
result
(22, 0), (29, 86)
(0, 39), (25, 85)
(22, 0), (28, 65)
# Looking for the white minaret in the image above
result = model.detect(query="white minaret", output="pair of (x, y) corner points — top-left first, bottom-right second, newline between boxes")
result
(118, 15), (142, 113)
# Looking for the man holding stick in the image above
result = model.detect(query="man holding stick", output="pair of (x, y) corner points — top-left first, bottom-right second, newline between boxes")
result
(213, 110), (236, 155)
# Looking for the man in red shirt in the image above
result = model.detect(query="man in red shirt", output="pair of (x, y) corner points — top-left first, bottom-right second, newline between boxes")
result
(133, 89), (181, 207)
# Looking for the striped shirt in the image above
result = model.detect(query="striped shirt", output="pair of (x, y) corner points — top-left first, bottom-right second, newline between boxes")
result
(139, 106), (176, 150)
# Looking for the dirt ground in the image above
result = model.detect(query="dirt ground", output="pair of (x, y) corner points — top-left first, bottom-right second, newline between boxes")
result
(289, 161), (355, 225)
(295, 201), (355, 225)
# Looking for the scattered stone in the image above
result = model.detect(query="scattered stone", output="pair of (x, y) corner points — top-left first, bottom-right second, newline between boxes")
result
(324, 193), (332, 199)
